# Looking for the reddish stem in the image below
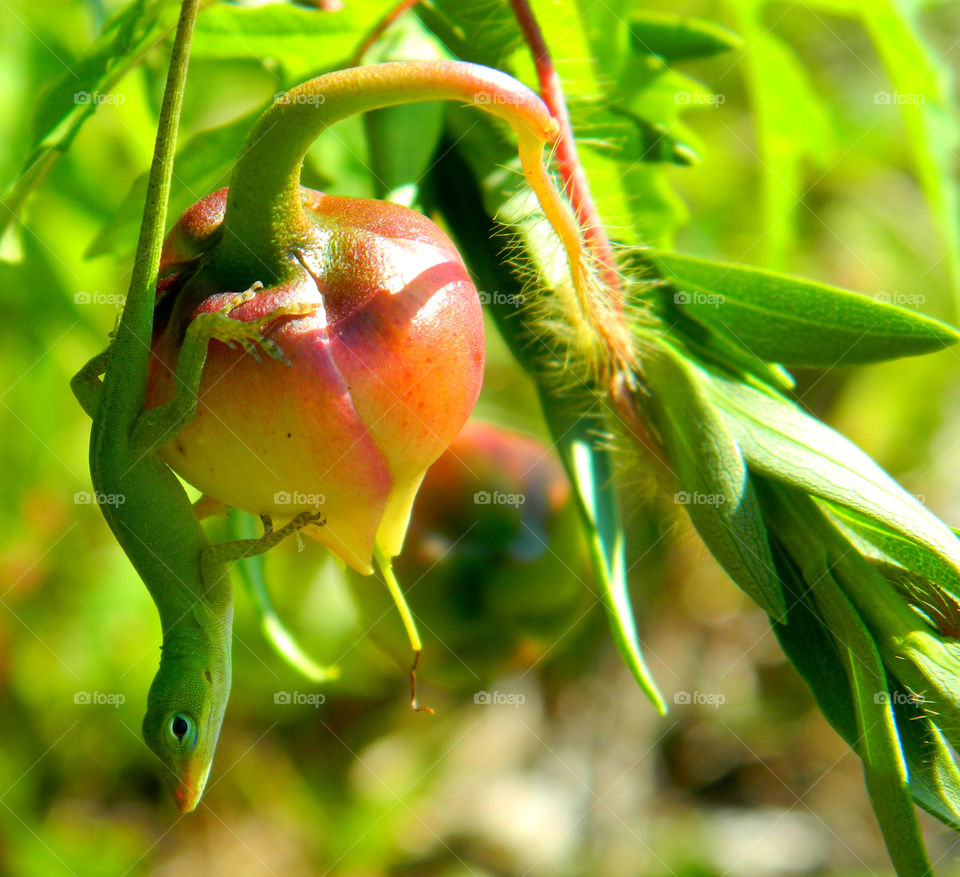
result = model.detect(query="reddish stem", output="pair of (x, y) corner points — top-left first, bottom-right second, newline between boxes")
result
(508, 0), (621, 294)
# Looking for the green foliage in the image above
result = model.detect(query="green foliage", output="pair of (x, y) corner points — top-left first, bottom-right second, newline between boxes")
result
(7, 0), (960, 873)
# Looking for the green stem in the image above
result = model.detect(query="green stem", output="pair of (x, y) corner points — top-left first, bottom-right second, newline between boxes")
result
(218, 61), (560, 278)
(96, 0), (199, 433)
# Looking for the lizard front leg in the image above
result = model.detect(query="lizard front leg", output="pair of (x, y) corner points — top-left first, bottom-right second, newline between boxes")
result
(130, 283), (314, 457)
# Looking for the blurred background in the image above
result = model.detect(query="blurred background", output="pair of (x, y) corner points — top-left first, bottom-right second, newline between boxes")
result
(3, 0), (960, 873)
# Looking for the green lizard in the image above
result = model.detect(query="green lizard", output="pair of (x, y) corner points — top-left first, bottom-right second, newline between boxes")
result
(70, 0), (591, 810)
(70, 0), (318, 813)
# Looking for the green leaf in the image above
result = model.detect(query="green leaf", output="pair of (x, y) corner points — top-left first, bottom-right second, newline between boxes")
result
(860, 0), (960, 310)
(640, 338), (785, 618)
(2, 0), (178, 238)
(825, 503), (960, 616)
(541, 397), (666, 714)
(892, 689), (960, 833)
(810, 566), (932, 875)
(649, 249), (960, 366)
(629, 12), (742, 61)
(768, 536), (858, 745)
(190, 2), (397, 71)
(87, 112), (256, 259)
(707, 372), (960, 585)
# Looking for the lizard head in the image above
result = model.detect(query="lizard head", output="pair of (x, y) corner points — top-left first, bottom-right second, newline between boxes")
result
(142, 647), (230, 813)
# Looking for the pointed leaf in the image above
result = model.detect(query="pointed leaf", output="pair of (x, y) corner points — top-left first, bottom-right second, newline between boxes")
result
(541, 395), (667, 713)
(707, 372), (960, 586)
(649, 249), (960, 366)
(811, 567), (932, 875)
(641, 338), (785, 618)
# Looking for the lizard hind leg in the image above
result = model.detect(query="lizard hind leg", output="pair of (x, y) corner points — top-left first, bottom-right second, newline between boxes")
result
(216, 510), (339, 683)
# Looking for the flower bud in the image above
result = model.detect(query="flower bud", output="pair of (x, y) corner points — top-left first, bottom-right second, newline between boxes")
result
(147, 187), (484, 572)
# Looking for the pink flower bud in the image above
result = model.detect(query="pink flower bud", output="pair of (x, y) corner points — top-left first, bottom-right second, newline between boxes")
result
(147, 187), (484, 572)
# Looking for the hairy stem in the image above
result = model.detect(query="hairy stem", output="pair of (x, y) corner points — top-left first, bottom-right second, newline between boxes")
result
(508, 0), (620, 295)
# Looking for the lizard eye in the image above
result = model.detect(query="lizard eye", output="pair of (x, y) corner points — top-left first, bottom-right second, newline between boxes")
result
(166, 713), (197, 751)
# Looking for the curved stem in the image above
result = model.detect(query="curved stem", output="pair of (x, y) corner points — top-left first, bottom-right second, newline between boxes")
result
(374, 544), (434, 713)
(219, 60), (562, 276)
(508, 0), (620, 295)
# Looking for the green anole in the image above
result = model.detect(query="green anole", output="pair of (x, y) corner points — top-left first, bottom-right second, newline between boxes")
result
(70, 0), (318, 813)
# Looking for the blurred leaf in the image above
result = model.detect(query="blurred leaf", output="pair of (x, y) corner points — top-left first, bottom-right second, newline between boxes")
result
(641, 338), (785, 618)
(806, 0), (960, 309)
(190, 2), (397, 70)
(30, 0), (175, 148)
(576, 106), (699, 166)
(724, 0), (833, 267)
(2, 0), (178, 237)
(541, 396), (666, 713)
(629, 11), (742, 61)
(87, 112), (256, 258)
(707, 373), (960, 585)
(864, 1), (960, 312)
(649, 249), (960, 366)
